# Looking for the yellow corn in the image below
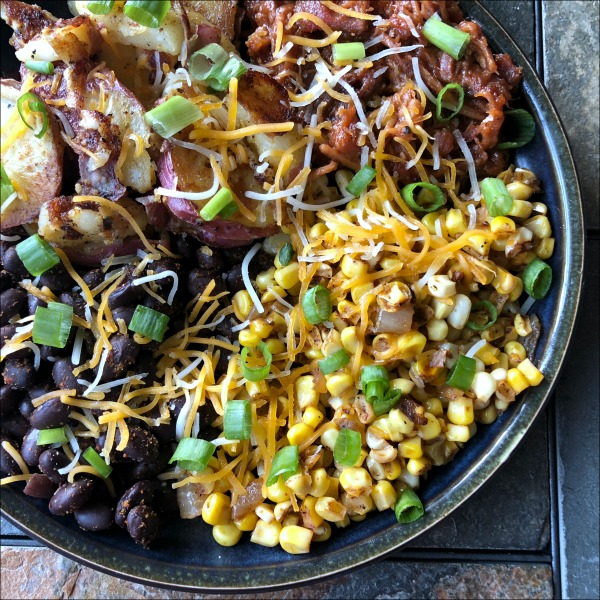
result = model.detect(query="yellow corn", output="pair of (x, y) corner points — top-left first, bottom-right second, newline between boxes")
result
(407, 456), (432, 477)
(447, 397), (474, 426)
(508, 277), (524, 302)
(507, 368), (530, 394)
(232, 290), (253, 321)
(524, 215), (551, 239)
(321, 428), (339, 451)
(445, 208), (467, 236)
(517, 359), (544, 386)
(274, 262), (300, 290)
(371, 480), (397, 511)
(312, 522), (332, 542)
(490, 216), (516, 234)
(285, 473), (312, 499)
(506, 181), (534, 201)
(351, 282), (374, 304)
(264, 337), (285, 355)
(475, 342), (501, 366)
(296, 375), (319, 409)
(507, 199), (533, 219)
(301, 495), (324, 529)
(423, 398), (443, 417)
(213, 524), (242, 547)
(279, 525), (313, 554)
(282, 514), (301, 527)
(468, 234), (491, 256)
(536, 238), (555, 259)
(325, 476), (339, 499)
(245, 379), (269, 400)
(255, 268), (276, 291)
(250, 319), (273, 339)
(274, 501), (293, 523)
(387, 409), (414, 436)
(325, 373), (354, 397)
(505, 341), (526, 367)
(340, 326), (360, 353)
(287, 422), (315, 446)
(418, 411), (442, 439)
(308, 223), (328, 241)
(446, 423), (472, 443)
(341, 255), (369, 278)
(309, 468), (330, 497)
(339, 467), (372, 497)
(266, 479), (291, 503)
(422, 211), (442, 235)
(250, 520), (281, 547)
(238, 329), (261, 348)
(390, 377), (415, 396)
(398, 436), (423, 459)
(202, 492), (231, 526)
(427, 318), (449, 342)
(261, 286), (287, 303)
(303, 406), (324, 429)
(255, 503), (276, 523)
(383, 459), (402, 481)
(379, 257), (403, 271)
(396, 331), (427, 360)
(234, 511), (258, 532)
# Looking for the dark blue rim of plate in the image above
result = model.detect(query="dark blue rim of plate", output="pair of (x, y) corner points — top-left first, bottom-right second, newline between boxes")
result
(1, 0), (585, 593)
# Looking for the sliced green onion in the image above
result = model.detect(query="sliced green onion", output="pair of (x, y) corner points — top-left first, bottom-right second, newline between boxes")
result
(169, 437), (215, 472)
(332, 42), (366, 62)
(401, 182), (445, 213)
(83, 447), (113, 478)
(123, 0), (170, 28)
(266, 445), (299, 486)
(25, 60), (54, 75)
(373, 389), (402, 417)
(15, 234), (60, 277)
(394, 487), (424, 524)
(33, 303), (73, 348)
(207, 57), (247, 92)
(1, 163), (15, 206)
(240, 341), (272, 382)
(346, 165), (376, 197)
(277, 242), (294, 267)
(200, 188), (235, 221)
(497, 109), (536, 149)
(333, 428), (362, 467)
(422, 15), (471, 60)
(467, 300), (498, 331)
(144, 95), (203, 138)
(318, 349), (350, 375)
(445, 355), (476, 391)
(36, 426), (68, 446)
(189, 44), (230, 80)
(481, 177), (513, 217)
(360, 365), (390, 404)
(436, 82), (464, 122)
(216, 201), (239, 219)
(522, 258), (552, 300)
(17, 92), (49, 139)
(87, 0), (115, 14)
(128, 305), (169, 342)
(223, 400), (252, 440)
(301, 285), (332, 325)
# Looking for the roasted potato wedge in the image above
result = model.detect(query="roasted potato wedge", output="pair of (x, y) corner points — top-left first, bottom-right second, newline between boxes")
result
(0, 78), (63, 230)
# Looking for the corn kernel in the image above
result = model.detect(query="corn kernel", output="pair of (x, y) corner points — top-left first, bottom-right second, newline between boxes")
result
(261, 286), (287, 304)
(445, 208), (467, 236)
(468, 234), (491, 256)
(202, 492), (231, 526)
(446, 423), (472, 442)
(514, 314), (532, 337)
(341, 255), (369, 278)
(250, 520), (281, 547)
(250, 319), (273, 339)
(256, 268), (276, 291)
(296, 375), (319, 409)
(368, 480), (395, 511)
(432, 297), (455, 319)
(424, 398), (443, 417)
(508, 277), (524, 302)
(504, 341), (526, 367)
(379, 257), (403, 271)
(315, 496), (348, 522)
(279, 525), (313, 554)
(506, 181), (534, 201)
(398, 436), (423, 459)
(309, 223), (328, 241)
(309, 468), (330, 497)
(300, 495), (324, 529)
(312, 522), (332, 542)
(212, 524), (242, 547)
(536, 238), (555, 260)
(303, 406), (324, 429)
(339, 467), (372, 497)
(267, 479), (291, 503)
(274, 500), (293, 522)
(447, 397), (474, 426)
(238, 329), (261, 348)
(507, 199), (533, 219)
(232, 290), (253, 321)
(341, 326), (360, 353)
(517, 359), (544, 386)
(396, 331), (428, 360)
(388, 409), (414, 436)
(245, 379), (269, 400)
(285, 473), (312, 499)
(407, 456), (432, 477)
(418, 411), (442, 440)
(390, 377), (415, 396)
(325, 373), (355, 396)
(524, 215), (551, 239)
(383, 459), (402, 481)
(507, 368), (530, 394)
(287, 422), (315, 446)
(274, 262), (300, 290)
(264, 338), (285, 355)
(321, 428), (339, 451)
(351, 282), (374, 304)
(490, 216), (516, 234)
(427, 318), (449, 342)
(234, 511), (258, 531)
(422, 211), (442, 235)
(476, 404), (498, 425)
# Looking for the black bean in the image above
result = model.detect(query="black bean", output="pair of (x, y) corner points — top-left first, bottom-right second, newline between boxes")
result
(111, 306), (135, 327)
(0, 435), (20, 475)
(126, 504), (160, 548)
(49, 478), (95, 516)
(82, 268), (103, 289)
(142, 294), (172, 315)
(3, 357), (36, 389)
(114, 425), (159, 463)
(132, 351), (157, 385)
(20, 428), (43, 467)
(2, 246), (28, 278)
(39, 344), (65, 361)
(28, 383), (53, 402)
(59, 292), (86, 319)
(196, 246), (224, 273)
(98, 334), (139, 382)
(173, 234), (197, 258)
(18, 397), (35, 419)
(115, 480), (158, 528)
(0, 385), (20, 417)
(52, 358), (88, 395)
(127, 446), (171, 481)
(108, 269), (143, 309)
(0, 288), (27, 326)
(0, 324), (30, 360)
(187, 269), (227, 297)
(38, 264), (73, 294)
(38, 448), (71, 484)
(214, 346), (231, 377)
(75, 502), (114, 531)
(27, 292), (46, 315)
(30, 397), (70, 430)
(215, 315), (238, 339)
(222, 246), (248, 265)
(0, 270), (15, 291)
(0, 412), (29, 439)
(152, 259), (181, 287)
(224, 265), (247, 294)
(23, 473), (57, 499)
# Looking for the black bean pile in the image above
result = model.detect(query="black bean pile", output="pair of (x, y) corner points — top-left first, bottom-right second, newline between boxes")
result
(0, 229), (274, 547)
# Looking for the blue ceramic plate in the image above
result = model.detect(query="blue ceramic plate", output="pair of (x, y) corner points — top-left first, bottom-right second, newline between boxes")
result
(0, 0), (584, 593)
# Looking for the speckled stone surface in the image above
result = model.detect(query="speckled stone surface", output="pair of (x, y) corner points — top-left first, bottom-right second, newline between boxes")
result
(0, 547), (554, 599)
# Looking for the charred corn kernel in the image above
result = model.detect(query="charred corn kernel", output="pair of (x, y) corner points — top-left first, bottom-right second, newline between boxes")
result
(398, 436), (423, 459)
(213, 524), (242, 547)
(390, 377), (415, 396)
(202, 492), (231, 526)
(491, 237), (508, 252)
(238, 329), (261, 348)
(264, 338), (285, 355)
(274, 262), (300, 290)
(508, 277), (524, 302)
(447, 294), (472, 330)
(407, 455), (432, 476)
(341, 326), (360, 353)
(507, 368), (530, 394)
(261, 286), (287, 303)
(255, 268), (276, 291)
(396, 331), (427, 360)
(366, 455), (386, 480)
(325, 373), (354, 396)
(446, 423), (471, 442)
(234, 511), (258, 531)
(273, 501), (293, 522)
(250, 519), (281, 547)
(432, 297), (455, 319)
(422, 211), (442, 235)
(418, 412), (442, 440)
(351, 282), (374, 303)
(302, 406), (324, 429)
(321, 428), (339, 451)
(505, 341), (527, 367)
(383, 458), (402, 480)
(250, 319), (273, 339)
(309, 468), (330, 497)
(398, 468), (420, 490)
(312, 521), (332, 542)
(301, 495), (324, 529)
(279, 525), (313, 554)
(285, 473), (312, 499)
(296, 375), (319, 409)
(517, 359), (544, 386)
(468, 234), (491, 256)
(343, 492), (374, 516)
(445, 208), (467, 236)
(506, 181), (534, 201)
(287, 422), (314, 446)
(493, 267), (518, 294)
(524, 215), (551, 239)
(424, 398), (443, 417)
(490, 216), (516, 234)
(447, 397), (474, 426)
(283, 514), (301, 528)
(325, 476), (339, 499)
(339, 467), (372, 497)
(379, 257), (403, 271)
(370, 417), (396, 442)
(267, 479), (291, 503)
(341, 255), (369, 278)
(255, 503), (275, 523)
(232, 290), (253, 321)
(268, 311), (287, 330)
(427, 318), (449, 342)
(496, 352), (509, 371)
(536, 237), (555, 259)
(388, 409), (414, 436)
(427, 275), (456, 299)
(507, 199), (533, 219)
(309, 223), (328, 241)
(371, 480), (397, 511)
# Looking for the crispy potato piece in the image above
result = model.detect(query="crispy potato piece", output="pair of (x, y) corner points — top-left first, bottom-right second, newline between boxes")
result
(184, 0), (238, 41)
(0, 79), (63, 230)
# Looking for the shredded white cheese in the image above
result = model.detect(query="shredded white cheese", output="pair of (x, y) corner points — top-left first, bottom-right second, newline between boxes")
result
(94, 373), (148, 393)
(520, 295), (536, 315)
(64, 425), (80, 454)
(384, 200), (420, 230)
(411, 57), (438, 104)
(168, 137), (223, 162)
(337, 79), (377, 147)
(57, 449), (81, 475)
(155, 172), (219, 201)
(466, 339), (488, 359)
(71, 328), (84, 366)
(241, 244), (265, 315)
(80, 348), (109, 397)
(245, 185), (304, 201)
(132, 270), (179, 305)
(453, 129), (481, 201)
(467, 203), (477, 229)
